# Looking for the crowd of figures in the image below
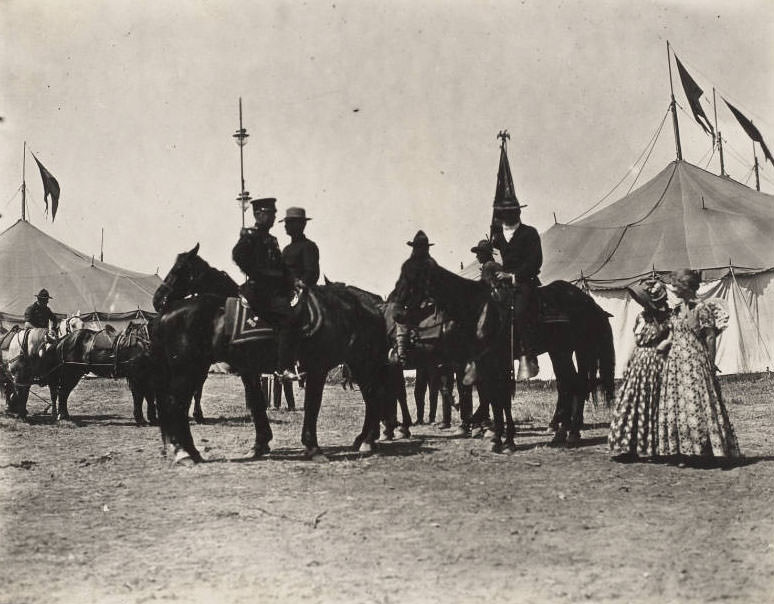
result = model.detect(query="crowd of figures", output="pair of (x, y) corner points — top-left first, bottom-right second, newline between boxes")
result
(0, 207), (741, 470)
(608, 269), (741, 466)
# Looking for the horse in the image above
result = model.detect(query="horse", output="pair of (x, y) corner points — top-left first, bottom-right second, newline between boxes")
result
(0, 327), (59, 418)
(152, 244), (394, 464)
(389, 251), (615, 452)
(321, 278), (413, 438)
(49, 325), (150, 420)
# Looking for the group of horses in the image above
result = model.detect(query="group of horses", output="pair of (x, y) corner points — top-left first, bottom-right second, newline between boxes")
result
(0, 240), (616, 465)
(148, 242), (615, 464)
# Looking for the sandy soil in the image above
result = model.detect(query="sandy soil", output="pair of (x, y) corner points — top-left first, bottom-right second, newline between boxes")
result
(1, 374), (773, 604)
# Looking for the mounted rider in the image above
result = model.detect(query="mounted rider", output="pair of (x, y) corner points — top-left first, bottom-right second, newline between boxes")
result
(24, 289), (59, 335)
(232, 198), (317, 382)
(488, 131), (542, 381)
(278, 206), (320, 381)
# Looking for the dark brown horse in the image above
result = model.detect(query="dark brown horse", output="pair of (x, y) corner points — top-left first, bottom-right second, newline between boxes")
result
(389, 252), (615, 452)
(49, 325), (150, 420)
(152, 245), (394, 464)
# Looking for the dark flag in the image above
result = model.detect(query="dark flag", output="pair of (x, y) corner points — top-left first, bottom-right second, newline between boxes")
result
(674, 55), (714, 139)
(31, 153), (61, 220)
(493, 141), (519, 208)
(724, 99), (774, 164)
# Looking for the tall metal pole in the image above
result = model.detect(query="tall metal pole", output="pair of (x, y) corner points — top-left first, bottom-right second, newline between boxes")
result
(21, 141), (27, 221)
(233, 97), (250, 228)
(713, 88), (726, 177)
(667, 41), (683, 161)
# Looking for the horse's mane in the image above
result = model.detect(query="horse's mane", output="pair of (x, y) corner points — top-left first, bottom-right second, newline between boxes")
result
(189, 254), (240, 297)
(394, 255), (489, 320)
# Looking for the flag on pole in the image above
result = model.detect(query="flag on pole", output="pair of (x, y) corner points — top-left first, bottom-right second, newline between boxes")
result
(724, 99), (774, 164)
(674, 55), (714, 139)
(493, 140), (519, 209)
(31, 153), (61, 220)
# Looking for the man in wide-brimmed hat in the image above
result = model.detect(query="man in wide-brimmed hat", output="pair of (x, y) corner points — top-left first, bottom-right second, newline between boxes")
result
(276, 206), (320, 382)
(489, 198), (542, 380)
(24, 289), (59, 332)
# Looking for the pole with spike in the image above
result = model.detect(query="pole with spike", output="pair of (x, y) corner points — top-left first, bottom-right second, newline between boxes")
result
(667, 41), (683, 161)
(233, 97), (251, 228)
(713, 88), (726, 177)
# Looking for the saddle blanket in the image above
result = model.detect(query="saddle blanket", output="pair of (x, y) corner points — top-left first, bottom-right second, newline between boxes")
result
(537, 296), (570, 324)
(224, 298), (275, 345)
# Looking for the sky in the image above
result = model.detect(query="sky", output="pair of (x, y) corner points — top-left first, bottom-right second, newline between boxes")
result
(2, 0), (773, 297)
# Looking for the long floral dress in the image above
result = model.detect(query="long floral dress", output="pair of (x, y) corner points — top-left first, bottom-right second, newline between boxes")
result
(608, 311), (669, 458)
(656, 300), (740, 458)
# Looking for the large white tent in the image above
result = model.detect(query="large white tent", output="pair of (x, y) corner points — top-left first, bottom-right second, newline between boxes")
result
(540, 160), (774, 376)
(0, 219), (161, 331)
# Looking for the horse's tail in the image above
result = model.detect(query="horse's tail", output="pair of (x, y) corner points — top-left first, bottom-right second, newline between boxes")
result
(579, 308), (615, 406)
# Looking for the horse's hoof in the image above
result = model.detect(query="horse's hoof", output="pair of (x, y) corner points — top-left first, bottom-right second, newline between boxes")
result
(359, 441), (373, 454)
(305, 447), (329, 462)
(396, 426), (411, 439)
(549, 431), (568, 447)
(193, 415), (205, 425)
(483, 429), (496, 441)
(490, 441), (503, 454)
(251, 443), (271, 458)
(379, 432), (394, 442)
(172, 450), (196, 466)
(452, 425), (470, 437)
(57, 413), (70, 422)
(134, 419), (149, 427)
(566, 432), (581, 447)
(502, 442), (517, 454)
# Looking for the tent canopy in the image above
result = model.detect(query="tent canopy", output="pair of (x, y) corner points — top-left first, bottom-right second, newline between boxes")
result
(541, 161), (774, 288)
(0, 219), (161, 322)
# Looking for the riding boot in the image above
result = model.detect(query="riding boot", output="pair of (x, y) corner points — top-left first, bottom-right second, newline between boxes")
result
(515, 315), (539, 381)
(276, 327), (303, 382)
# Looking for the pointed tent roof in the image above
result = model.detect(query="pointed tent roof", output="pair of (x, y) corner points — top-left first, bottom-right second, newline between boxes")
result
(541, 161), (774, 288)
(0, 219), (161, 320)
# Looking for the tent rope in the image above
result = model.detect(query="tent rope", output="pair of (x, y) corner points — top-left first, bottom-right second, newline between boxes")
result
(568, 107), (670, 224)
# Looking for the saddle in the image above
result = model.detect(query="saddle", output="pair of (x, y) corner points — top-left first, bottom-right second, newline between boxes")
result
(223, 291), (323, 346)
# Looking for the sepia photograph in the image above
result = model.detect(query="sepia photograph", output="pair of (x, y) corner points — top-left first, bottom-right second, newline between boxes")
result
(1, 1), (773, 602)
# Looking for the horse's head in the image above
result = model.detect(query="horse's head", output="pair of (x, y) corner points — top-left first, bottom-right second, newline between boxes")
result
(153, 243), (206, 312)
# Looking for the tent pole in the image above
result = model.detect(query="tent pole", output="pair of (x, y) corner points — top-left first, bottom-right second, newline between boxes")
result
(666, 41), (683, 161)
(753, 142), (760, 192)
(713, 88), (726, 177)
(21, 141), (27, 221)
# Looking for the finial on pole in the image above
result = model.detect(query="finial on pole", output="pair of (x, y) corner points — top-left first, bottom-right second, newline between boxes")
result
(233, 97), (251, 228)
(497, 129), (510, 150)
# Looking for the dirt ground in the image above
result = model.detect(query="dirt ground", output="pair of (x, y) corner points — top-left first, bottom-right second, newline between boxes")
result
(1, 373), (773, 604)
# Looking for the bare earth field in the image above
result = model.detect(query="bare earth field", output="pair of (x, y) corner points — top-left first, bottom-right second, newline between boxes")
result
(1, 374), (773, 604)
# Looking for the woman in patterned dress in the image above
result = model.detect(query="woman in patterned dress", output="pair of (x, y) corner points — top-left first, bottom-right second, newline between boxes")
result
(608, 279), (671, 460)
(657, 269), (740, 462)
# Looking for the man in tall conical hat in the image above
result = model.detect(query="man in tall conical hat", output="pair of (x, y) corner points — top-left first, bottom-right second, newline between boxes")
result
(489, 136), (542, 380)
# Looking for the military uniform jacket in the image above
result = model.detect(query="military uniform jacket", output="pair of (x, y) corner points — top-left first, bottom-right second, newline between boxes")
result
(282, 235), (320, 287)
(232, 227), (286, 288)
(491, 222), (542, 282)
(24, 301), (58, 329)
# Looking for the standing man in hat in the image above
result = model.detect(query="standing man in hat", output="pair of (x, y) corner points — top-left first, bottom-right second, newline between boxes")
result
(24, 289), (59, 333)
(276, 206), (319, 383)
(490, 200), (542, 380)
(470, 239), (495, 275)
(232, 198), (298, 378)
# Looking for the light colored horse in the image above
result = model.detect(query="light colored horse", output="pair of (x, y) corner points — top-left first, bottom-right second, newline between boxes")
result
(1, 328), (59, 418)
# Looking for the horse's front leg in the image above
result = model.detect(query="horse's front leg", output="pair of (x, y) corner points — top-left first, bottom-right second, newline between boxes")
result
(241, 373), (272, 457)
(48, 383), (58, 418)
(482, 374), (504, 453)
(166, 370), (204, 464)
(56, 369), (83, 421)
(301, 370), (327, 461)
(191, 381), (205, 424)
(128, 378), (147, 426)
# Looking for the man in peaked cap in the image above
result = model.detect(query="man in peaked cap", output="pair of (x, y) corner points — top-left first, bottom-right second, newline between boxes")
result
(490, 199), (542, 380)
(232, 197), (299, 375)
(24, 289), (59, 333)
